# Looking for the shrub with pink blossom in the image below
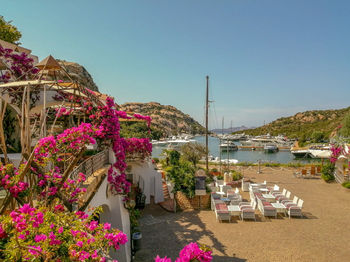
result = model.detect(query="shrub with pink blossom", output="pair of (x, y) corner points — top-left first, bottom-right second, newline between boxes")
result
(0, 204), (127, 261)
(154, 242), (212, 262)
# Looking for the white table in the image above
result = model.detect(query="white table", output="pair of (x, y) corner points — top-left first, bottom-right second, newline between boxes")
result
(227, 205), (241, 220)
(262, 193), (276, 202)
(216, 191), (225, 196)
(271, 202), (287, 215)
(259, 188), (269, 194)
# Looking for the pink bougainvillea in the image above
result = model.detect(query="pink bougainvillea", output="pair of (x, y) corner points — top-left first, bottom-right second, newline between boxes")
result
(134, 113), (152, 128)
(124, 138), (152, 159)
(154, 242), (212, 262)
(0, 45), (39, 82)
(0, 204), (127, 261)
(330, 145), (343, 163)
(55, 107), (73, 118)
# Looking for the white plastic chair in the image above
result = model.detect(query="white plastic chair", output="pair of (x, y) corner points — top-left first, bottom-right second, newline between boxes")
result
(297, 199), (304, 208)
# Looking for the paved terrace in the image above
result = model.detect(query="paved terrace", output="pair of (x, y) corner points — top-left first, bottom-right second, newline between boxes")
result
(134, 166), (350, 262)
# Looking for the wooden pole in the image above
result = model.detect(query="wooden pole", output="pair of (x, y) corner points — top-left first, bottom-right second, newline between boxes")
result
(205, 76), (209, 171)
(0, 99), (8, 164)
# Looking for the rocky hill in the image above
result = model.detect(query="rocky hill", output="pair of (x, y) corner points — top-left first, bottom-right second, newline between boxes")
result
(211, 126), (253, 134)
(57, 60), (99, 91)
(238, 107), (350, 139)
(119, 102), (205, 136)
(54, 61), (203, 137)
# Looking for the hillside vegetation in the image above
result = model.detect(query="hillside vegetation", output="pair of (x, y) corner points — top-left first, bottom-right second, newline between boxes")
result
(238, 107), (350, 141)
(119, 102), (205, 138)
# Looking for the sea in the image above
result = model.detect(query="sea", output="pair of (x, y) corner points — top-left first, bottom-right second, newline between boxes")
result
(152, 136), (319, 164)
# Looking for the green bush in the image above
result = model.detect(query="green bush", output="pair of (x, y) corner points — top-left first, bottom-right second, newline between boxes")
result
(165, 150), (198, 198)
(216, 175), (224, 180)
(152, 157), (160, 164)
(321, 162), (335, 182)
(231, 170), (243, 181)
(342, 181), (350, 189)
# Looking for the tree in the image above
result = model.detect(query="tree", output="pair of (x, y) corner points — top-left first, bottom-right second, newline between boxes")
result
(0, 16), (22, 44)
(339, 112), (350, 138)
(180, 142), (206, 167)
(311, 130), (325, 143)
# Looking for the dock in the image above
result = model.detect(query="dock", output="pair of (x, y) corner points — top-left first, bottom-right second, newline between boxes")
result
(238, 146), (291, 151)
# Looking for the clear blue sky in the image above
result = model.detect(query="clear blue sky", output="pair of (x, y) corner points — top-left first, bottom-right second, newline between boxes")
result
(3, 0), (350, 129)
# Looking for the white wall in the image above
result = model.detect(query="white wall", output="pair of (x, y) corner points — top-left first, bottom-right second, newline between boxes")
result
(128, 160), (164, 204)
(87, 178), (131, 262)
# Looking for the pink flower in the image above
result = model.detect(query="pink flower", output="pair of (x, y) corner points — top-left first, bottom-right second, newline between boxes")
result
(28, 245), (42, 256)
(34, 234), (47, 242)
(103, 223), (111, 230)
(0, 224), (7, 239)
(155, 256), (172, 262)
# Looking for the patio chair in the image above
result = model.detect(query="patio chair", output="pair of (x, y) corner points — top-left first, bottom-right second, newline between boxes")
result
(227, 189), (235, 195)
(215, 180), (224, 187)
(257, 199), (277, 218)
(276, 191), (291, 202)
(301, 169), (307, 178)
(281, 195), (298, 206)
(210, 186), (219, 192)
(239, 201), (256, 221)
(310, 166), (316, 177)
(316, 166), (321, 174)
(297, 199), (304, 208)
(272, 188), (286, 197)
(215, 203), (230, 222)
(221, 185), (232, 194)
(285, 199), (303, 218)
(241, 181), (250, 192)
(211, 193), (222, 210)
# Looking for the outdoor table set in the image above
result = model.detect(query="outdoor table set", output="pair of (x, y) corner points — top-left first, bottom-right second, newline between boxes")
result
(211, 181), (304, 222)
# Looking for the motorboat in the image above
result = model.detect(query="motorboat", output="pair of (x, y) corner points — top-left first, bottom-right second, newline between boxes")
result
(219, 141), (238, 151)
(264, 144), (278, 153)
(291, 149), (311, 158)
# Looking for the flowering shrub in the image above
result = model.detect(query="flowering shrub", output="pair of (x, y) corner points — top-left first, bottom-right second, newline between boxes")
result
(0, 204), (126, 261)
(330, 145), (343, 163)
(0, 45), (39, 82)
(134, 113), (152, 129)
(154, 242), (212, 262)
(55, 107), (73, 118)
(124, 138), (152, 160)
(0, 164), (29, 198)
(0, 45), (40, 106)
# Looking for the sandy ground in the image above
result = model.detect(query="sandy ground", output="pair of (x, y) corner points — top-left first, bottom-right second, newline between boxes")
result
(134, 166), (350, 262)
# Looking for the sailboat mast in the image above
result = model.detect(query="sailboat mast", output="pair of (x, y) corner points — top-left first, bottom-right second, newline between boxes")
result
(220, 117), (223, 174)
(205, 76), (209, 171)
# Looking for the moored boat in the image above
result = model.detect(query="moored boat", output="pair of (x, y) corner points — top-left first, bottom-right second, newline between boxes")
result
(219, 141), (238, 151)
(264, 144), (278, 153)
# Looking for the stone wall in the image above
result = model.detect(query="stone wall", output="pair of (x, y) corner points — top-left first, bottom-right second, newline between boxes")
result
(175, 191), (210, 210)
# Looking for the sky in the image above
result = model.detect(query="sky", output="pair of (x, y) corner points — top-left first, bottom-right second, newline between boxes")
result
(2, 0), (350, 129)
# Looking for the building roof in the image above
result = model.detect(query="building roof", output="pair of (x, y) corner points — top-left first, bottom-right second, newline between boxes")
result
(0, 39), (32, 54)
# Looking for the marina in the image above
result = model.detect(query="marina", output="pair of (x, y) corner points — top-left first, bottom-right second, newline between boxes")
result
(152, 136), (321, 164)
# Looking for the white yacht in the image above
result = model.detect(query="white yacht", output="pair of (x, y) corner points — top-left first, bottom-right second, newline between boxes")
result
(264, 144), (278, 153)
(219, 141), (238, 151)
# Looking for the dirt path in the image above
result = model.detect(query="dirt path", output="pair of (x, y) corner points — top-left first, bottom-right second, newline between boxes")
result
(134, 166), (350, 262)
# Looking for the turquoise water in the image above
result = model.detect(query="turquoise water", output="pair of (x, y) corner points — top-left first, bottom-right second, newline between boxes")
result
(152, 136), (318, 164)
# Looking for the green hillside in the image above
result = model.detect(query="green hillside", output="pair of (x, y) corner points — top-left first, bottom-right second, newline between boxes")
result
(238, 107), (350, 140)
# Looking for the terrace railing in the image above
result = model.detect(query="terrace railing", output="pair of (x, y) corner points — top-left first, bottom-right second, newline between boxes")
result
(334, 167), (350, 184)
(70, 149), (109, 181)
